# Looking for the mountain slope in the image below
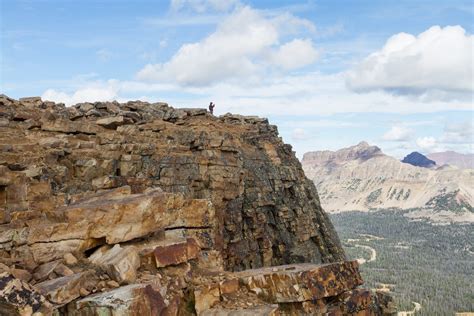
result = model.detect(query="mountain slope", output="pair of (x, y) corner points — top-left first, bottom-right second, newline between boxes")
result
(427, 151), (474, 170)
(302, 142), (474, 223)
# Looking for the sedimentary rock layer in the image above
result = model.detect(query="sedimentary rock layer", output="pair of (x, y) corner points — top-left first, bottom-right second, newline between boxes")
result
(0, 96), (395, 315)
(0, 95), (344, 270)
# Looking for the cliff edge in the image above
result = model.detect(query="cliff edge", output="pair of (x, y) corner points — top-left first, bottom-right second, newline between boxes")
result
(0, 96), (394, 315)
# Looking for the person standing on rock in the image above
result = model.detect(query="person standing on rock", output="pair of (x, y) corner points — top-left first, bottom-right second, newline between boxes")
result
(209, 102), (215, 115)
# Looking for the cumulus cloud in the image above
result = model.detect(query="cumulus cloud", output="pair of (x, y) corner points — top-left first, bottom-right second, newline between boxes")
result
(136, 6), (318, 86)
(414, 121), (473, 153)
(347, 25), (474, 97)
(382, 125), (413, 141)
(416, 136), (437, 151)
(42, 82), (119, 105)
(271, 39), (318, 70)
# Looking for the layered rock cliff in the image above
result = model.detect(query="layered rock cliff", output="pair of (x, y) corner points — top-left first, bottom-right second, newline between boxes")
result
(0, 96), (394, 315)
(302, 142), (473, 224)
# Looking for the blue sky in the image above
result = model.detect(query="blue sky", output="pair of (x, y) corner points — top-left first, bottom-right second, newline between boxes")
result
(1, 0), (473, 158)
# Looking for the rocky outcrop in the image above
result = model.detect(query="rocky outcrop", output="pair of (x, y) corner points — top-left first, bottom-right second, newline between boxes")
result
(302, 142), (473, 224)
(401, 152), (436, 168)
(0, 96), (394, 315)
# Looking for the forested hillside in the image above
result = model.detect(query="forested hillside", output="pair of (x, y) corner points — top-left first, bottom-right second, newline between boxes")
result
(331, 210), (474, 315)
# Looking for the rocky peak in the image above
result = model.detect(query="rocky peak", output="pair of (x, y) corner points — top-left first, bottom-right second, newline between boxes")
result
(302, 141), (384, 166)
(402, 152), (436, 168)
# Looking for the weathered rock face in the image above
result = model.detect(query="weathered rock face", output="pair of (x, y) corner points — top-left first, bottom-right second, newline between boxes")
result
(0, 95), (394, 315)
(0, 94), (343, 270)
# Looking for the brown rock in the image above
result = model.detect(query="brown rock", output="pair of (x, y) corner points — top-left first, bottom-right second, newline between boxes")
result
(54, 263), (74, 277)
(1, 97), (346, 272)
(96, 116), (133, 129)
(89, 244), (140, 284)
(106, 280), (120, 288)
(195, 284), (221, 314)
(63, 253), (78, 266)
(41, 118), (100, 134)
(374, 290), (397, 315)
(0, 263), (10, 273)
(66, 284), (166, 316)
(33, 260), (61, 282)
(325, 288), (374, 314)
(79, 287), (90, 297)
(219, 278), (240, 295)
(234, 261), (363, 303)
(154, 238), (200, 268)
(0, 96), (392, 314)
(0, 272), (52, 315)
(201, 305), (279, 316)
(10, 268), (32, 282)
(35, 270), (98, 305)
(27, 188), (214, 246)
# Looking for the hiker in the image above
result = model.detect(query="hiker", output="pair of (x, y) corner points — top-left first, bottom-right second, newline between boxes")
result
(208, 102), (215, 115)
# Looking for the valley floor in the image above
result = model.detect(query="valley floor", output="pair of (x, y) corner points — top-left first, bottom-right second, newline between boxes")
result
(330, 210), (474, 315)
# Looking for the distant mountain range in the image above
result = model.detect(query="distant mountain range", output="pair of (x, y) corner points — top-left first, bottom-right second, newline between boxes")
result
(302, 142), (473, 224)
(427, 151), (474, 170)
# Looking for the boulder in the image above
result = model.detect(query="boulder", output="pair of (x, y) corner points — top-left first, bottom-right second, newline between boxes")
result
(33, 260), (61, 282)
(27, 188), (215, 246)
(96, 116), (133, 129)
(35, 270), (98, 305)
(89, 244), (140, 284)
(63, 253), (78, 266)
(10, 268), (32, 282)
(65, 284), (166, 316)
(41, 119), (100, 134)
(234, 261), (363, 303)
(194, 284), (221, 314)
(154, 238), (200, 268)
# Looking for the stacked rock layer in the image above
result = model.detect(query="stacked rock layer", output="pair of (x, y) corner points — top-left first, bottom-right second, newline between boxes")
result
(0, 95), (394, 315)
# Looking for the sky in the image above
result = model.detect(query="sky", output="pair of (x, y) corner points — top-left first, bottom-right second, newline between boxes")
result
(1, 0), (473, 158)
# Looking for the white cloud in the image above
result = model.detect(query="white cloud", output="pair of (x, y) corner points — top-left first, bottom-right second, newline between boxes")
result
(42, 82), (119, 105)
(347, 25), (474, 97)
(42, 69), (473, 116)
(382, 125), (413, 141)
(291, 128), (309, 141)
(416, 136), (437, 151)
(136, 6), (318, 86)
(440, 121), (474, 144)
(170, 0), (239, 13)
(413, 121), (473, 154)
(271, 39), (318, 70)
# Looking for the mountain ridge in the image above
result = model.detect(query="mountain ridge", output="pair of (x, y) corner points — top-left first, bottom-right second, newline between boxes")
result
(427, 151), (474, 170)
(302, 142), (473, 224)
